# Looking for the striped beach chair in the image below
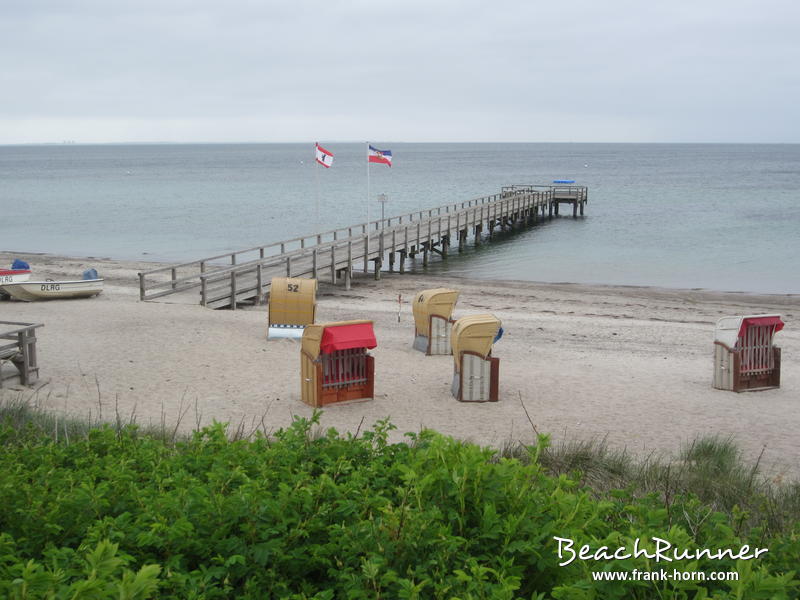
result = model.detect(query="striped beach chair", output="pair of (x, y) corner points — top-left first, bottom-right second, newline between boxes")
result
(713, 315), (783, 392)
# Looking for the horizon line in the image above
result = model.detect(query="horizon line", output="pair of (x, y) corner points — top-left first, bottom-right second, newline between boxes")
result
(2, 140), (799, 147)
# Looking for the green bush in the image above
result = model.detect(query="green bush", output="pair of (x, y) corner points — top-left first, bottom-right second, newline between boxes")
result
(0, 412), (797, 598)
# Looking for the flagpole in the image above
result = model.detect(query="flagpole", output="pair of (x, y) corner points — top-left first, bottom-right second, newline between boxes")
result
(314, 147), (320, 235)
(366, 142), (371, 272)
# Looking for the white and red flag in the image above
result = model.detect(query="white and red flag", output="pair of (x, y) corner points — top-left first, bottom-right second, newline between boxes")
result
(315, 143), (334, 168)
(367, 144), (392, 167)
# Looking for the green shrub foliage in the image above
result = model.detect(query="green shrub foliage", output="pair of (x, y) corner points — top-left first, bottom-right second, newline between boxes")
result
(0, 413), (797, 598)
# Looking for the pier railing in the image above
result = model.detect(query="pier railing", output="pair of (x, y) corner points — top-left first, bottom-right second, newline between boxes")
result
(138, 185), (587, 308)
(138, 191), (517, 301)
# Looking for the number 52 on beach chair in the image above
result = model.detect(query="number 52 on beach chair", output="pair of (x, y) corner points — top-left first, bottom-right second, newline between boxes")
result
(267, 277), (317, 340)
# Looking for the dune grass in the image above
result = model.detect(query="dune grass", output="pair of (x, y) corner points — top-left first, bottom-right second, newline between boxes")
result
(3, 392), (799, 539)
(498, 432), (800, 538)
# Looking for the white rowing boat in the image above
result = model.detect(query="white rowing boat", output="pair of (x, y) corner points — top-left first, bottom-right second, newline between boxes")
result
(0, 269), (31, 285)
(0, 278), (104, 301)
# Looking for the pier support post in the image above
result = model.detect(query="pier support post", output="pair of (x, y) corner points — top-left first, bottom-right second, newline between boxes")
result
(399, 250), (406, 273)
(363, 235), (369, 273)
(388, 252), (395, 271)
(330, 245), (336, 284)
(441, 235), (449, 258)
(422, 243), (429, 266)
(555, 202), (560, 216)
(573, 201), (578, 218)
(548, 203), (553, 218)
(344, 267), (351, 290)
(312, 249), (318, 279)
(256, 264), (264, 304)
(474, 223), (482, 245)
(347, 241), (353, 277)
(229, 272), (237, 311)
(580, 201), (584, 216)
(374, 258), (382, 280)
(459, 229), (467, 251)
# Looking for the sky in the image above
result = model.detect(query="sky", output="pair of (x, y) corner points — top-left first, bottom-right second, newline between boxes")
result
(1, 0), (799, 144)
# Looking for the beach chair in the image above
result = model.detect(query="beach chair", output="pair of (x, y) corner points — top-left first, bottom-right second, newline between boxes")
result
(450, 314), (501, 402)
(412, 288), (460, 355)
(267, 277), (317, 339)
(300, 320), (377, 407)
(713, 315), (783, 392)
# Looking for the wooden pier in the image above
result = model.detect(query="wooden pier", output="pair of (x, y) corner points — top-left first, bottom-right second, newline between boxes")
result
(138, 184), (588, 309)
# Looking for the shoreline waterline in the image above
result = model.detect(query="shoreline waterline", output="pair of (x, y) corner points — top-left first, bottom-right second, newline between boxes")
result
(3, 249), (799, 300)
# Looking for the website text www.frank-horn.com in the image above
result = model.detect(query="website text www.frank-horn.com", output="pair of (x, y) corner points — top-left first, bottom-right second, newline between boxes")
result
(591, 569), (739, 583)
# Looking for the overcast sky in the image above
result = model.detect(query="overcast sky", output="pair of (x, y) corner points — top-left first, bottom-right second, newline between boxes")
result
(2, 0), (799, 144)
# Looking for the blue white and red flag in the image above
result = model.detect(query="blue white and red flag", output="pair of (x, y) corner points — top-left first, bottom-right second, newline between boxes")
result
(367, 144), (392, 167)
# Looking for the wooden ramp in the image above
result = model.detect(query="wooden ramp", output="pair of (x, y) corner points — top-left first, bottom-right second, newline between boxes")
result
(138, 185), (588, 309)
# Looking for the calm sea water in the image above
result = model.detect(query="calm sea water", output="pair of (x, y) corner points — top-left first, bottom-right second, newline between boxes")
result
(1, 143), (798, 293)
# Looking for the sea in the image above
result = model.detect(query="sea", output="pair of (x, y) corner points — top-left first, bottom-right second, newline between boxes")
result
(1, 143), (798, 294)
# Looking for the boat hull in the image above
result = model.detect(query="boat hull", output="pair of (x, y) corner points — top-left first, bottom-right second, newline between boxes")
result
(0, 279), (104, 301)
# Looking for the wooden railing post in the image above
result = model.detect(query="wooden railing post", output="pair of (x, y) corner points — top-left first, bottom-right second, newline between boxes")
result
(330, 245), (336, 284)
(256, 264), (264, 303)
(230, 271), (237, 310)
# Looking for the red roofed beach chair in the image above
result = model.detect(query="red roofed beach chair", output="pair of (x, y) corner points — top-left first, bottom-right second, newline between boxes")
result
(713, 315), (783, 392)
(300, 320), (377, 407)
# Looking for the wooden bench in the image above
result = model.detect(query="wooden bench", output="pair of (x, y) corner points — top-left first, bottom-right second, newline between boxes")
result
(0, 321), (44, 387)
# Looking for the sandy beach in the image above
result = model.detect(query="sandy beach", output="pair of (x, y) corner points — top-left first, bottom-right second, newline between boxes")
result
(1, 251), (798, 477)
